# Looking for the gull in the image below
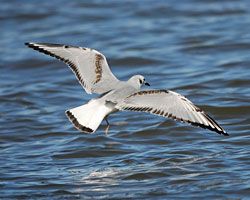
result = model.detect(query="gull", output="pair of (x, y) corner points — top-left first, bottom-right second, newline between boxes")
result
(25, 42), (228, 136)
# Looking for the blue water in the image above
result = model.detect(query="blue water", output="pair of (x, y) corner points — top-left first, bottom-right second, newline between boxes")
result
(1, 0), (250, 199)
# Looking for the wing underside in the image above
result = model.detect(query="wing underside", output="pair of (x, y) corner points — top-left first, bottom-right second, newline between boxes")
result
(25, 42), (120, 94)
(116, 90), (228, 136)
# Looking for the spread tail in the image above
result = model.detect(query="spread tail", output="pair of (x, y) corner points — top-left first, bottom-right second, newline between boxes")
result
(65, 99), (111, 133)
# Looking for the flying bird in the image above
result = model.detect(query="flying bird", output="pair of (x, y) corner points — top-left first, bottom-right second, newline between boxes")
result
(25, 42), (228, 136)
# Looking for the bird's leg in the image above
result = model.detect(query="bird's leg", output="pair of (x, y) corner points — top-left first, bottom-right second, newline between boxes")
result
(105, 117), (110, 135)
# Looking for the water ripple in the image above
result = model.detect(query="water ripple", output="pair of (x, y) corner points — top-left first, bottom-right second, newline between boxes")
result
(1, 0), (250, 199)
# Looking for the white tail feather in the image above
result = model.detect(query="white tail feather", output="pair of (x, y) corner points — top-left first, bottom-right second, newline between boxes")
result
(66, 99), (112, 133)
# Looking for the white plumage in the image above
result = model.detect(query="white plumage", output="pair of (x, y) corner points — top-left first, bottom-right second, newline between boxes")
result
(26, 42), (228, 136)
(66, 99), (113, 133)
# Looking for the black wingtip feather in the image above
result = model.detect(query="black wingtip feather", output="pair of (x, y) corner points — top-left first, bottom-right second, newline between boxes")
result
(25, 42), (66, 60)
(120, 106), (229, 136)
(202, 113), (229, 136)
(189, 121), (229, 136)
(25, 42), (35, 48)
(25, 42), (87, 90)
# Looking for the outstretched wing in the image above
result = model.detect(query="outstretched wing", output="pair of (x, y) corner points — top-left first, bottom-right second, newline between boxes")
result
(116, 89), (228, 136)
(25, 42), (120, 94)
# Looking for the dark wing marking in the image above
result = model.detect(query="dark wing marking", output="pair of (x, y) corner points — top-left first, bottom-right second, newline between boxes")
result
(116, 89), (228, 136)
(25, 42), (119, 94)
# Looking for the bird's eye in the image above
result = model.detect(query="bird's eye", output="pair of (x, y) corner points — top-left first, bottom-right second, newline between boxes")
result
(139, 79), (143, 84)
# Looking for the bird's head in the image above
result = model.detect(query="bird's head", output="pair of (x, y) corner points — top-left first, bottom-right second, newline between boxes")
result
(128, 75), (150, 89)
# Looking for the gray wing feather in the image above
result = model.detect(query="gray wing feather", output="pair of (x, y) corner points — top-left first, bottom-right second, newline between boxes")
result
(25, 42), (119, 94)
(116, 89), (228, 136)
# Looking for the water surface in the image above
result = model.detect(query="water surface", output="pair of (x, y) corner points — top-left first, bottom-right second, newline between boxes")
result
(1, 0), (250, 199)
